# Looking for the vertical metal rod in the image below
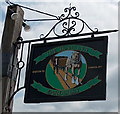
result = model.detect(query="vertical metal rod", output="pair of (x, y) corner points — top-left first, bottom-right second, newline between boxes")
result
(20, 43), (24, 62)
(16, 43), (24, 90)
(68, 18), (70, 35)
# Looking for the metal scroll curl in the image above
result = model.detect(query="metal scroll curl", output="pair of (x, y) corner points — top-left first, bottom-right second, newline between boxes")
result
(58, 5), (80, 19)
(40, 5), (98, 39)
(53, 18), (85, 37)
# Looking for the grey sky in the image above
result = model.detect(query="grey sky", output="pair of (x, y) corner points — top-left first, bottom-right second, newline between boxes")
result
(0, 0), (118, 112)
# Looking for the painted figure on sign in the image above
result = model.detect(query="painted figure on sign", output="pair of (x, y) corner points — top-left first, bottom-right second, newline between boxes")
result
(65, 51), (82, 85)
(53, 57), (59, 74)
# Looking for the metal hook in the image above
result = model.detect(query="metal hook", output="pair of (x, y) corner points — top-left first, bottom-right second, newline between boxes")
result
(44, 39), (47, 44)
(91, 34), (94, 38)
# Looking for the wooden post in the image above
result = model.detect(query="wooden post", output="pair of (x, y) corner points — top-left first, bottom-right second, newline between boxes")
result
(1, 5), (24, 112)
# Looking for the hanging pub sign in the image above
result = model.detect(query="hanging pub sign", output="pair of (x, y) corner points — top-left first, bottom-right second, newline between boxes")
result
(24, 36), (108, 103)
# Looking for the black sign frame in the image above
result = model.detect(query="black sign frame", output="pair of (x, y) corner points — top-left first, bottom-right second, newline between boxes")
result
(24, 36), (108, 103)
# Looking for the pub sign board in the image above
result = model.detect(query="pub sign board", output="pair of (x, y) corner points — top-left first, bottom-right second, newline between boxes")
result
(24, 36), (108, 103)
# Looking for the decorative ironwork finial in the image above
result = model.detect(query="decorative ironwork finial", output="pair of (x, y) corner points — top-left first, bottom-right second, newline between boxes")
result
(69, 3), (71, 8)
(40, 4), (99, 39)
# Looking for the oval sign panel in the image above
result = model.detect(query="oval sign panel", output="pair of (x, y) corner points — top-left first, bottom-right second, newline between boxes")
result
(45, 50), (87, 91)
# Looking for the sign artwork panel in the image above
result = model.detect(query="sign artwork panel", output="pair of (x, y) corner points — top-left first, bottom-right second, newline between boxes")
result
(24, 36), (108, 103)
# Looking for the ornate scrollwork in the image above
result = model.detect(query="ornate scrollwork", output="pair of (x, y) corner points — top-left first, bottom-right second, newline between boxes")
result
(58, 4), (80, 20)
(40, 4), (98, 39)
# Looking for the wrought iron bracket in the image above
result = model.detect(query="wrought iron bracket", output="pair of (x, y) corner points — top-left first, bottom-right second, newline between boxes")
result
(4, 86), (25, 112)
(6, 1), (118, 43)
(8, 86), (25, 106)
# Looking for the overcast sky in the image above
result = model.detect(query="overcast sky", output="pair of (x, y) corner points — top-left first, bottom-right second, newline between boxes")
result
(0, 0), (119, 112)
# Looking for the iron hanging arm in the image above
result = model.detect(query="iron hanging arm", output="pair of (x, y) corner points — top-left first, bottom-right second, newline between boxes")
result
(16, 29), (118, 44)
